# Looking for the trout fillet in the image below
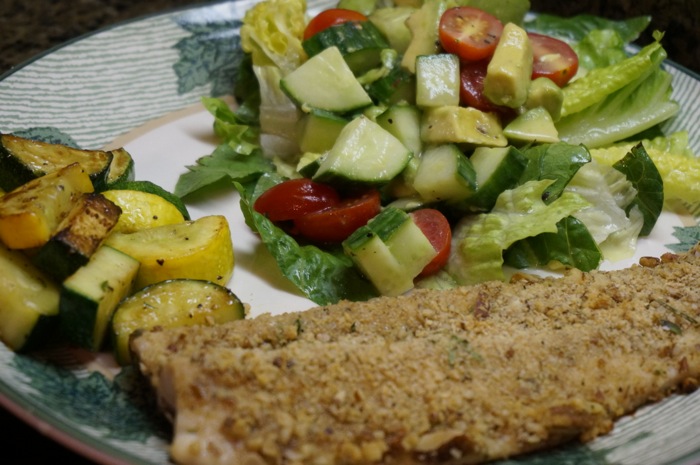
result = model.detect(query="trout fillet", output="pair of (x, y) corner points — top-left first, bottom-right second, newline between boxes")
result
(131, 248), (700, 465)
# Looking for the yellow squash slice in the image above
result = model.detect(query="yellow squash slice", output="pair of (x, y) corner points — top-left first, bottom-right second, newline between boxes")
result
(104, 215), (234, 289)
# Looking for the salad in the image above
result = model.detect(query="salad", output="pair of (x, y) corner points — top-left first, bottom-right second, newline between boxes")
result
(174, 0), (695, 305)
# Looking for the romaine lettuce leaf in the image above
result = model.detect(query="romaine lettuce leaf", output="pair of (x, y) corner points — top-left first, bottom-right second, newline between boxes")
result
(566, 161), (635, 237)
(239, 0), (306, 72)
(174, 97), (274, 198)
(447, 180), (590, 285)
(524, 13), (651, 45)
(612, 142), (664, 235)
(504, 215), (602, 272)
(574, 29), (628, 70)
(589, 132), (700, 202)
(520, 142), (591, 202)
(556, 38), (679, 148)
(559, 38), (666, 117)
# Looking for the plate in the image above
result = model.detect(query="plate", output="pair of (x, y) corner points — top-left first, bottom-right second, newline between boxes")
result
(1, 1), (700, 464)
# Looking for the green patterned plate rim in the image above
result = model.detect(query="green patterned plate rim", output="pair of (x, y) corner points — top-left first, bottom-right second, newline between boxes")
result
(1, 1), (700, 464)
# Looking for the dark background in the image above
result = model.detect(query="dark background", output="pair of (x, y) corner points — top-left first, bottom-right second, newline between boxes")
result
(0, 1), (698, 464)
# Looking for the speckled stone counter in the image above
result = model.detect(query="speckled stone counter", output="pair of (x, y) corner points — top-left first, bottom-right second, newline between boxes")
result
(0, 1), (698, 464)
(1, 0), (698, 74)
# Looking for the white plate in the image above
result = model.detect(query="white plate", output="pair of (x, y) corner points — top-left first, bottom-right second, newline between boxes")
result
(1, 1), (700, 464)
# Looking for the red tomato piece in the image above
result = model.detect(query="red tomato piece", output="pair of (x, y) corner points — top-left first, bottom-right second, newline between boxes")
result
(410, 208), (452, 278)
(253, 178), (340, 222)
(303, 8), (368, 40)
(459, 60), (513, 116)
(439, 7), (504, 63)
(293, 189), (381, 243)
(528, 33), (579, 87)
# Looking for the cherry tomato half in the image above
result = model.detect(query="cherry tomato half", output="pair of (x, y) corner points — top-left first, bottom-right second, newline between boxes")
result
(439, 7), (504, 63)
(253, 178), (340, 222)
(410, 208), (452, 278)
(303, 8), (368, 40)
(459, 60), (513, 116)
(528, 33), (579, 87)
(293, 189), (381, 243)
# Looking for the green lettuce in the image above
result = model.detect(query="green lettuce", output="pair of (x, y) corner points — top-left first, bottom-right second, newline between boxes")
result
(556, 35), (680, 148)
(446, 180), (590, 285)
(504, 216), (602, 272)
(524, 13), (650, 45)
(174, 97), (273, 198)
(239, 0), (306, 72)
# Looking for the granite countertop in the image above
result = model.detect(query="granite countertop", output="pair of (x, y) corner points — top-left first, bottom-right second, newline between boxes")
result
(0, 1), (698, 464)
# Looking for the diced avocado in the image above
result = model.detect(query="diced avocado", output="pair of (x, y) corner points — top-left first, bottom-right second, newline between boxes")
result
(420, 106), (508, 147)
(369, 7), (416, 54)
(523, 77), (564, 121)
(401, 0), (449, 73)
(415, 54), (461, 108)
(504, 107), (560, 144)
(483, 22), (533, 109)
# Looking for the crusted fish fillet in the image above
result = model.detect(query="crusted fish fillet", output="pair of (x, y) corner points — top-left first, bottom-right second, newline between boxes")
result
(131, 248), (700, 465)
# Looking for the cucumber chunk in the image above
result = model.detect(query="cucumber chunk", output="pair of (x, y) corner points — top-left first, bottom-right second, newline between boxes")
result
(281, 46), (372, 114)
(0, 243), (60, 352)
(302, 20), (389, 75)
(343, 207), (436, 296)
(375, 103), (423, 156)
(112, 279), (245, 365)
(60, 245), (139, 351)
(313, 115), (411, 185)
(415, 53), (461, 108)
(299, 110), (348, 154)
(413, 144), (476, 203)
(466, 145), (528, 211)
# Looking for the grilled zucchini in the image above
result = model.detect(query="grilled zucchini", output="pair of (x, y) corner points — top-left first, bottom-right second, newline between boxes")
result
(59, 245), (139, 351)
(112, 279), (245, 365)
(32, 193), (122, 281)
(0, 162), (94, 249)
(0, 133), (113, 191)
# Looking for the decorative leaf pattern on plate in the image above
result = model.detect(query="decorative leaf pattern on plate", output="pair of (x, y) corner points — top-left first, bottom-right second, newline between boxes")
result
(173, 18), (244, 97)
(11, 127), (80, 148)
(12, 354), (169, 442)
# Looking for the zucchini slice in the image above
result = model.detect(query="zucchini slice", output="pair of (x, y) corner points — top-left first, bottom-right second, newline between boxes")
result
(0, 162), (94, 249)
(0, 133), (113, 191)
(0, 243), (60, 352)
(105, 148), (135, 187)
(32, 193), (122, 281)
(60, 245), (140, 351)
(112, 279), (245, 365)
(104, 215), (234, 289)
